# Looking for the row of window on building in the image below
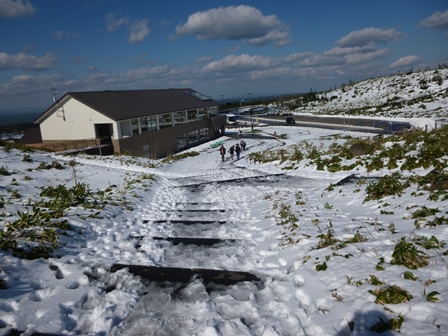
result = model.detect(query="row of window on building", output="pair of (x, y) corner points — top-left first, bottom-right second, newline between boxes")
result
(119, 107), (218, 138)
(177, 128), (209, 149)
(142, 127), (210, 159)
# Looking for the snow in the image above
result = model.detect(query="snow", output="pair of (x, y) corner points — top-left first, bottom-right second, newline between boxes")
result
(1, 122), (448, 336)
(277, 68), (448, 124)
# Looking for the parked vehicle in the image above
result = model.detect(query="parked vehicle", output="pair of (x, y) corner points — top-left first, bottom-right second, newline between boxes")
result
(226, 114), (238, 125)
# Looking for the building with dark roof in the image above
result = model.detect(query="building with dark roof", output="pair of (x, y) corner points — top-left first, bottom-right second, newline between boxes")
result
(26, 88), (226, 158)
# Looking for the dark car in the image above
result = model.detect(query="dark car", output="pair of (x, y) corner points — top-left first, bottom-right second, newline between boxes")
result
(286, 117), (295, 125)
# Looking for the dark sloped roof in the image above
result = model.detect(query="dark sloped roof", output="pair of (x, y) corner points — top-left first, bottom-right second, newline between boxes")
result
(36, 88), (218, 123)
(18, 124), (42, 144)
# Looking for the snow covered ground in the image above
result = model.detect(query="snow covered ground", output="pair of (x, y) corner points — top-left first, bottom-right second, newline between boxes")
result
(276, 68), (448, 121)
(1, 123), (447, 335)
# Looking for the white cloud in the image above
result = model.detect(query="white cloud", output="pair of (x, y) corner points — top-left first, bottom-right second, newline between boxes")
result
(0, 0), (34, 17)
(129, 19), (151, 43)
(344, 49), (389, 65)
(285, 52), (315, 62)
(299, 53), (333, 67)
(337, 27), (402, 47)
(175, 5), (289, 46)
(418, 10), (448, 30)
(0, 52), (57, 71)
(202, 54), (272, 72)
(105, 11), (129, 32)
(248, 30), (290, 47)
(0, 73), (61, 95)
(324, 43), (376, 56)
(195, 56), (213, 64)
(389, 55), (421, 69)
(105, 11), (150, 43)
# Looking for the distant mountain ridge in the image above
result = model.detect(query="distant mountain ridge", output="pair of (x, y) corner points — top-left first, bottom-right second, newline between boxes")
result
(0, 112), (39, 126)
(278, 68), (448, 120)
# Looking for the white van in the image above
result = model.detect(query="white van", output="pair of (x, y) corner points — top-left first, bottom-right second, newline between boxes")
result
(226, 114), (237, 125)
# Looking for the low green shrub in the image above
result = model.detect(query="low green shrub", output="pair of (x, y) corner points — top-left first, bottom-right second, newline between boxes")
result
(411, 206), (440, 219)
(391, 237), (429, 269)
(0, 166), (11, 176)
(37, 161), (64, 170)
(161, 151), (200, 163)
(370, 316), (404, 333)
(0, 206), (71, 259)
(369, 285), (413, 304)
(364, 172), (410, 202)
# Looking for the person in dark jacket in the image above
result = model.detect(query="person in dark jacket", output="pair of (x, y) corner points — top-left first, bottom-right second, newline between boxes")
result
(228, 145), (235, 160)
(235, 143), (241, 160)
(240, 140), (246, 151)
(219, 145), (226, 162)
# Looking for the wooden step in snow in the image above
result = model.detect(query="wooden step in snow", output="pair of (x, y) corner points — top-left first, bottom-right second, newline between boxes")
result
(162, 209), (226, 213)
(110, 264), (261, 286)
(151, 236), (236, 246)
(152, 219), (226, 225)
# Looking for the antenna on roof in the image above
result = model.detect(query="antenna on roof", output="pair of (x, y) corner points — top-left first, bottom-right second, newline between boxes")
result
(50, 87), (58, 102)
(50, 87), (65, 121)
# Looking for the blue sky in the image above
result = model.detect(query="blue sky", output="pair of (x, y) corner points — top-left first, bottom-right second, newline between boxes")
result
(0, 0), (447, 114)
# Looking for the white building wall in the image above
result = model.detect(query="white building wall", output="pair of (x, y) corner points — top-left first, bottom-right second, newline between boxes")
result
(40, 98), (117, 140)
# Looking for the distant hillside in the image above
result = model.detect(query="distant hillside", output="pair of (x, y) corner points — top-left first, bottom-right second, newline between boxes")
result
(276, 68), (448, 120)
(0, 112), (38, 134)
(0, 112), (39, 125)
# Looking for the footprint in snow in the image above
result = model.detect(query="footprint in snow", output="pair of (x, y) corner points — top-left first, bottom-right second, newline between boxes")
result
(29, 287), (57, 302)
(316, 298), (331, 315)
(65, 280), (79, 289)
(293, 275), (305, 287)
(49, 263), (64, 279)
(295, 289), (312, 310)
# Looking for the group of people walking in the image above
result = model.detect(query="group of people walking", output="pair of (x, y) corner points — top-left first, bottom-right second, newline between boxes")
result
(219, 139), (246, 162)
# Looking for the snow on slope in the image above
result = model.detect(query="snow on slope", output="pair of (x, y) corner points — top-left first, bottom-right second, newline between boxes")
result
(278, 68), (448, 120)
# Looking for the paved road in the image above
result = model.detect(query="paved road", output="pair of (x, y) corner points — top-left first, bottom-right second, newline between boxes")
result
(233, 114), (411, 134)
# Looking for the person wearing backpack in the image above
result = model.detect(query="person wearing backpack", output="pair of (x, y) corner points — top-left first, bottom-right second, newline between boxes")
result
(240, 140), (246, 151)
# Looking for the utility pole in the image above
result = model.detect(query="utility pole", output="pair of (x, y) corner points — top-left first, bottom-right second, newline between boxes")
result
(247, 93), (253, 130)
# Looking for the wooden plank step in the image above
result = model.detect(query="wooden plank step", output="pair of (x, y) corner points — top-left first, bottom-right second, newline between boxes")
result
(151, 236), (236, 246)
(162, 209), (226, 213)
(152, 220), (226, 225)
(175, 202), (214, 205)
(6, 330), (57, 336)
(179, 173), (285, 189)
(110, 264), (261, 286)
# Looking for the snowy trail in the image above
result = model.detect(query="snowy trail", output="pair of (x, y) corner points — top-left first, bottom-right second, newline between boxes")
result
(94, 153), (326, 335)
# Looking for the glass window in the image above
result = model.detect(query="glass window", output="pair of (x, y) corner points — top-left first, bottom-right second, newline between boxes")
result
(140, 117), (149, 133)
(199, 128), (208, 140)
(187, 110), (197, 122)
(141, 116), (158, 132)
(177, 134), (186, 149)
(198, 108), (208, 119)
(131, 119), (139, 136)
(119, 121), (132, 138)
(208, 106), (218, 116)
(158, 113), (172, 129)
(174, 111), (186, 125)
(148, 116), (157, 131)
(188, 130), (199, 144)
